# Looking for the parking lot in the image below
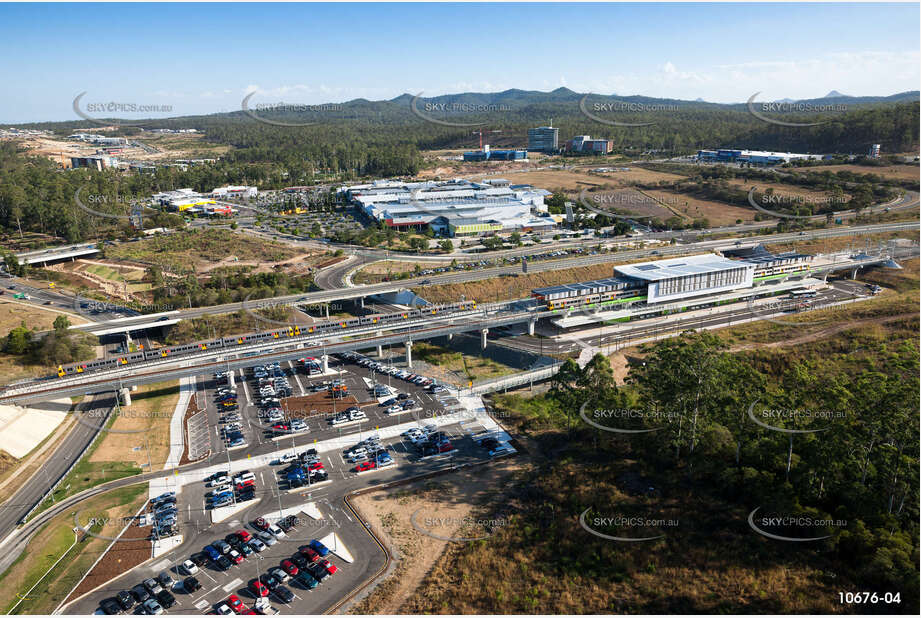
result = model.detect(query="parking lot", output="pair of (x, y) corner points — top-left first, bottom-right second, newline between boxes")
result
(68, 353), (513, 615)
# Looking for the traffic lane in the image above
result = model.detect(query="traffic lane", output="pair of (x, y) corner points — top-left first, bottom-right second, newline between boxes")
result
(0, 393), (114, 543)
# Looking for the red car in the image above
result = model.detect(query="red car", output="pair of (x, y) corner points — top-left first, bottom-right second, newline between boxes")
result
(272, 423), (290, 432)
(229, 550), (244, 564)
(252, 518), (270, 532)
(227, 595), (244, 613)
(299, 546), (320, 562)
(236, 529), (252, 543)
(307, 461), (324, 471)
(438, 442), (454, 453)
(354, 460), (377, 473)
(248, 580), (268, 598)
(319, 559), (338, 575)
(281, 559), (299, 577)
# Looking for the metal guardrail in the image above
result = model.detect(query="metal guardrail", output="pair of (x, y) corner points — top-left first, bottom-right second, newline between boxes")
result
(471, 362), (564, 395)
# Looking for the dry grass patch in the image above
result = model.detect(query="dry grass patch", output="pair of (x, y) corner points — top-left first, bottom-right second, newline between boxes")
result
(89, 380), (180, 469)
(644, 189), (758, 225)
(349, 458), (524, 614)
(0, 484), (148, 615)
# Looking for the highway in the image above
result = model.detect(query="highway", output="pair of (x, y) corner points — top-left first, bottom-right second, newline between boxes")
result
(0, 393), (116, 570)
(70, 221), (920, 336)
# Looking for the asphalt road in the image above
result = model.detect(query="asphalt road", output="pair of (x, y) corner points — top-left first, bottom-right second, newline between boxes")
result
(0, 393), (116, 573)
(70, 220), (921, 333)
(62, 359), (497, 615)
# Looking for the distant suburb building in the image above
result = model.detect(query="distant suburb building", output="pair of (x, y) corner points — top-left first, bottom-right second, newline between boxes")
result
(527, 126), (559, 152)
(152, 188), (216, 211)
(567, 135), (614, 154)
(463, 145), (528, 162)
(340, 178), (554, 237)
(211, 185), (258, 199)
(70, 154), (118, 170)
(696, 149), (827, 165)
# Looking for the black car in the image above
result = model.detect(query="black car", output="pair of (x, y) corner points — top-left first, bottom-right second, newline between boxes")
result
(156, 571), (174, 589)
(278, 515), (297, 532)
(274, 585), (294, 603)
(479, 438), (500, 450)
(190, 552), (209, 567)
(216, 555), (233, 570)
(259, 573), (281, 591)
(397, 393), (409, 400)
(226, 533), (242, 545)
(184, 576), (202, 592)
(290, 553), (310, 569)
(116, 590), (134, 610)
(155, 590), (176, 609)
(130, 585), (150, 603)
(100, 598), (122, 615)
(305, 562), (330, 582)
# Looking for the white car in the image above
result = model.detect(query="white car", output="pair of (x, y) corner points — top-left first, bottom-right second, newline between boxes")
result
(330, 415), (349, 426)
(349, 410), (367, 420)
(217, 604), (233, 615)
(180, 559), (199, 575)
(280, 453), (298, 464)
(249, 538), (267, 552)
(386, 404), (402, 414)
(267, 523), (285, 538)
(209, 476), (229, 487)
(257, 530), (277, 546)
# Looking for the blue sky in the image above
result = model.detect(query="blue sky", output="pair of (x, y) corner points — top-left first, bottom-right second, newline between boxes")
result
(1, 2), (918, 123)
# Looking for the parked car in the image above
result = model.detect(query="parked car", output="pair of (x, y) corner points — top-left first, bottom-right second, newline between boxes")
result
(155, 590), (176, 609)
(308, 539), (330, 557)
(100, 598), (121, 615)
(318, 559), (338, 575)
(130, 584), (150, 603)
(249, 580), (269, 598)
(184, 576), (202, 592)
(142, 578), (163, 595)
(116, 590), (134, 610)
(296, 572), (319, 589)
(274, 585), (294, 603)
(281, 559), (299, 577)
(180, 559), (199, 575)
(142, 598), (164, 615)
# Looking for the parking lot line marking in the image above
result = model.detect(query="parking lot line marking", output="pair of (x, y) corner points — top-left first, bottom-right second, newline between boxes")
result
(194, 599), (210, 610)
(198, 570), (217, 583)
(223, 577), (243, 592)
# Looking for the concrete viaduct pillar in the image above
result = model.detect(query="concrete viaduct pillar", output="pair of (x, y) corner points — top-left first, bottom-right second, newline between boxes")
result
(376, 331), (383, 358)
(118, 388), (131, 406)
(321, 354), (329, 373)
(481, 328), (489, 350)
(850, 267), (859, 280)
(527, 318), (536, 337)
(228, 371), (236, 388)
(405, 341), (413, 368)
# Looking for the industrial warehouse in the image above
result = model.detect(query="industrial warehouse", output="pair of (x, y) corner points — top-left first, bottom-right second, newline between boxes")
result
(340, 178), (555, 236)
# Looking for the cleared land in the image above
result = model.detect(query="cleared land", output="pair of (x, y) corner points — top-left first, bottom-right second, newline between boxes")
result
(88, 380), (180, 469)
(413, 262), (618, 304)
(349, 458), (523, 615)
(410, 341), (518, 383)
(0, 484), (148, 615)
(643, 189), (758, 225)
(0, 300), (88, 332)
(353, 260), (452, 284)
(106, 228), (300, 273)
(813, 163), (920, 182)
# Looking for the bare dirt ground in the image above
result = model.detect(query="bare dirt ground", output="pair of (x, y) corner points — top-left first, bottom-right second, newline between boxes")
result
(643, 188), (758, 224)
(348, 457), (524, 614)
(283, 392), (366, 418)
(88, 381), (179, 469)
(726, 179), (851, 202)
(728, 312), (916, 352)
(814, 163), (920, 182)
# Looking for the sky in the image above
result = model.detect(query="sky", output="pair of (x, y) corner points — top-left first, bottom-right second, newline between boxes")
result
(1, 2), (919, 123)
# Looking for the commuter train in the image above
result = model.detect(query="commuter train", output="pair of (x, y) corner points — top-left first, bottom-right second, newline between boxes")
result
(532, 277), (647, 312)
(56, 300), (478, 378)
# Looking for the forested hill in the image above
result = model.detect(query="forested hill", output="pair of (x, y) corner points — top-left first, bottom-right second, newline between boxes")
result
(21, 88), (921, 164)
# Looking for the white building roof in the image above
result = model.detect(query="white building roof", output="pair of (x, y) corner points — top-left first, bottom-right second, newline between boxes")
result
(615, 254), (749, 281)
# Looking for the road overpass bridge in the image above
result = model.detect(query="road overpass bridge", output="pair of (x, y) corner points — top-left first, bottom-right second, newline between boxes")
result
(4, 243), (101, 266)
(1, 305), (542, 404)
(59, 221), (921, 334)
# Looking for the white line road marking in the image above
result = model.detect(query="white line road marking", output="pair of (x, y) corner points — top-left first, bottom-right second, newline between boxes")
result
(198, 569), (218, 583)
(223, 577), (243, 592)
(194, 599), (210, 610)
